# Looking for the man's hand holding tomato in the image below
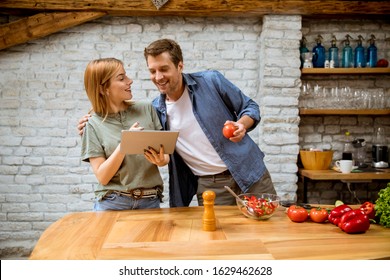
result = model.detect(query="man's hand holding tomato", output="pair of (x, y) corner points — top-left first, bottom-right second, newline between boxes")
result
(223, 115), (254, 143)
(223, 122), (239, 139)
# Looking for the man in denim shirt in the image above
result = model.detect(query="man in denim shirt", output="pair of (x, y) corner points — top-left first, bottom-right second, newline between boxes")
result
(144, 39), (276, 207)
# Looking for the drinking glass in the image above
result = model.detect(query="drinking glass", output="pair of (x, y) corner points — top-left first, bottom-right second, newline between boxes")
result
(341, 86), (352, 108)
(361, 90), (370, 109)
(370, 89), (378, 109)
(353, 90), (362, 109)
(331, 86), (341, 108)
(300, 81), (312, 108)
(377, 89), (385, 109)
(313, 84), (323, 108)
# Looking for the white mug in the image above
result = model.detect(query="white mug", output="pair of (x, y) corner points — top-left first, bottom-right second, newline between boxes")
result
(335, 160), (353, 174)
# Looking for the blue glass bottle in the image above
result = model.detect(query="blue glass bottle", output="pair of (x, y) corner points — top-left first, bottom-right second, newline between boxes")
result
(299, 36), (309, 69)
(367, 34), (377, 68)
(354, 35), (366, 68)
(342, 34), (353, 68)
(328, 35), (339, 67)
(312, 35), (325, 68)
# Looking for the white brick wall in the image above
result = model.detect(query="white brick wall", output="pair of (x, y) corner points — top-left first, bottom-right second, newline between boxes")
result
(0, 16), (276, 257)
(259, 15), (302, 202)
(0, 15), (389, 258)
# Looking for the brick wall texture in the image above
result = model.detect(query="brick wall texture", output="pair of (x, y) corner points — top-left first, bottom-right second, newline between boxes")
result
(0, 15), (389, 258)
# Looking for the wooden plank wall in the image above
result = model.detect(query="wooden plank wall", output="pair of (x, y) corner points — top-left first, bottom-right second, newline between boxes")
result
(1, 0), (390, 50)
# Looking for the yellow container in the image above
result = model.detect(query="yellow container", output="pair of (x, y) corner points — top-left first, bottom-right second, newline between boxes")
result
(299, 150), (334, 170)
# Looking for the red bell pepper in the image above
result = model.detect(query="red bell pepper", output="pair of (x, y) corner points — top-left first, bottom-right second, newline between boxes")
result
(338, 209), (370, 234)
(360, 201), (375, 219)
(328, 204), (352, 226)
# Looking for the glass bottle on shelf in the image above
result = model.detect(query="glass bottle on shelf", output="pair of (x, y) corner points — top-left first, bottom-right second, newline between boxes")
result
(328, 35), (339, 68)
(341, 34), (353, 68)
(342, 131), (354, 161)
(354, 35), (366, 68)
(367, 34), (377, 68)
(312, 35), (325, 68)
(299, 36), (309, 69)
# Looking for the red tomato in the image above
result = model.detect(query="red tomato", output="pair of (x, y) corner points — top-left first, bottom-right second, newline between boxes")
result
(287, 205), (309, 223)
(360, 201), (375, 219)
(309, 207), (328, 223)
(377, 58), (389, 68)
(222, 123), (237, 139)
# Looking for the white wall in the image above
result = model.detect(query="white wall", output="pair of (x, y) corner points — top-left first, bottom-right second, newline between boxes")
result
(1, 15), (302, 257)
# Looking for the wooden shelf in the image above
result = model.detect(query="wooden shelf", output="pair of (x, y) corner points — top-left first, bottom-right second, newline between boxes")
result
(299, 108), (390, 115)
(299, 168), (390, 181)
(301, 68), (390, 75)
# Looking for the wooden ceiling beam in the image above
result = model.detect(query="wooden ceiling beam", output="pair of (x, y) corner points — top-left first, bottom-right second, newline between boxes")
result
(1, 0), (390, 16)
(1, 1), (389, 50)
(0, 12), (105, 50)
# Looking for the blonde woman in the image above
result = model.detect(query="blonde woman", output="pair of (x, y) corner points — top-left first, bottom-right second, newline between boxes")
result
(81, 58), (169, 211)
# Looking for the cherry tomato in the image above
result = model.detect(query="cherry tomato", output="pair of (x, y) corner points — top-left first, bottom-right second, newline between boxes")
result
(360, 201), (375, 219)
(287, 205), (308, 223)
(242, 195), (277, 217)
(222, 123), (237, 139)
(309, 207), (328, 223)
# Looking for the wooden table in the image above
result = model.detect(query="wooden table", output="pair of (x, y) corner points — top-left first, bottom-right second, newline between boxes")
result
(299, 168), (390, 202)
(29, 205), (390, 260)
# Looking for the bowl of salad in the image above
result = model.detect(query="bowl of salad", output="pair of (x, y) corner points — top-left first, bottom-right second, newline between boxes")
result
(236, 193), (280, 220)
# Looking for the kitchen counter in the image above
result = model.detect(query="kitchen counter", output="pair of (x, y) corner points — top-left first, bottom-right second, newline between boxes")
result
(299, 168), (390, 180)
(29, 205), (390, 260)
(299, 168), (390, 202)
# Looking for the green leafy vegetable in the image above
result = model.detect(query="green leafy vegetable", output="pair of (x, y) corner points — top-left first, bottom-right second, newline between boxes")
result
(375, 183), (390, 228)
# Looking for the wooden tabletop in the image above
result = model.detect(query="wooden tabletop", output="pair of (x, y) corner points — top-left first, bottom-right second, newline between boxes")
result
(29, 205), (390, 260)
(299, 168), (390, 181)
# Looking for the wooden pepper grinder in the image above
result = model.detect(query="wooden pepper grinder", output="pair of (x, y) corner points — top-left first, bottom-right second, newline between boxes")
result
(202, 190), (216, 231)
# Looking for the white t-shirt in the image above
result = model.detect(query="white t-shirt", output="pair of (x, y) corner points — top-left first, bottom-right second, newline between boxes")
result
(166, 87), (227, 176)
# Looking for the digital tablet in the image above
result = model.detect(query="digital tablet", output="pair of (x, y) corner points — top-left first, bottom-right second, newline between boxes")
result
(120, 130), (179, 154)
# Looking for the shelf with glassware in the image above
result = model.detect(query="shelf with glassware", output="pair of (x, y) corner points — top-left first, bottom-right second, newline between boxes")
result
(301, 68), (390, 75)
(298, 81), (388, 114)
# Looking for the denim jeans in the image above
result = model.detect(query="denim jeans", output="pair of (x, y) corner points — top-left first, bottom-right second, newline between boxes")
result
(93, 193), (160, 211)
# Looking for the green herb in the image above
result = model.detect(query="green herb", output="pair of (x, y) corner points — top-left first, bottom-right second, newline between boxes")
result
(375, 183), (390, 228)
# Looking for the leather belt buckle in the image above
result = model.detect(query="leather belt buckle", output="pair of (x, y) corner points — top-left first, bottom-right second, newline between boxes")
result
(130, 188), (158, 199)
(131, 188), (144, 199)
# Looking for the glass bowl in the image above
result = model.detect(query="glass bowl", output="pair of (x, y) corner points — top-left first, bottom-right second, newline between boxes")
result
(236, 193), (280, 220)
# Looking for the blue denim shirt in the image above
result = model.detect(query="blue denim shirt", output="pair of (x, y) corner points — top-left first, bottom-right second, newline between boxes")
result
(152, 70), (267, 207)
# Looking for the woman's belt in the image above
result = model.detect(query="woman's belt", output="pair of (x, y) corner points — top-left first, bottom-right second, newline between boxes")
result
(111, 187), (160, 199)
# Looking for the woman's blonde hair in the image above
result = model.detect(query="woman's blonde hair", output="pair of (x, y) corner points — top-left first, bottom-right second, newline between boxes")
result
(84, 58), (133, 120)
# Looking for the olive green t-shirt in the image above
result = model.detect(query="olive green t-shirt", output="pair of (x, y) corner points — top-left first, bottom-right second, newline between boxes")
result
(81, 101), (164, 200)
